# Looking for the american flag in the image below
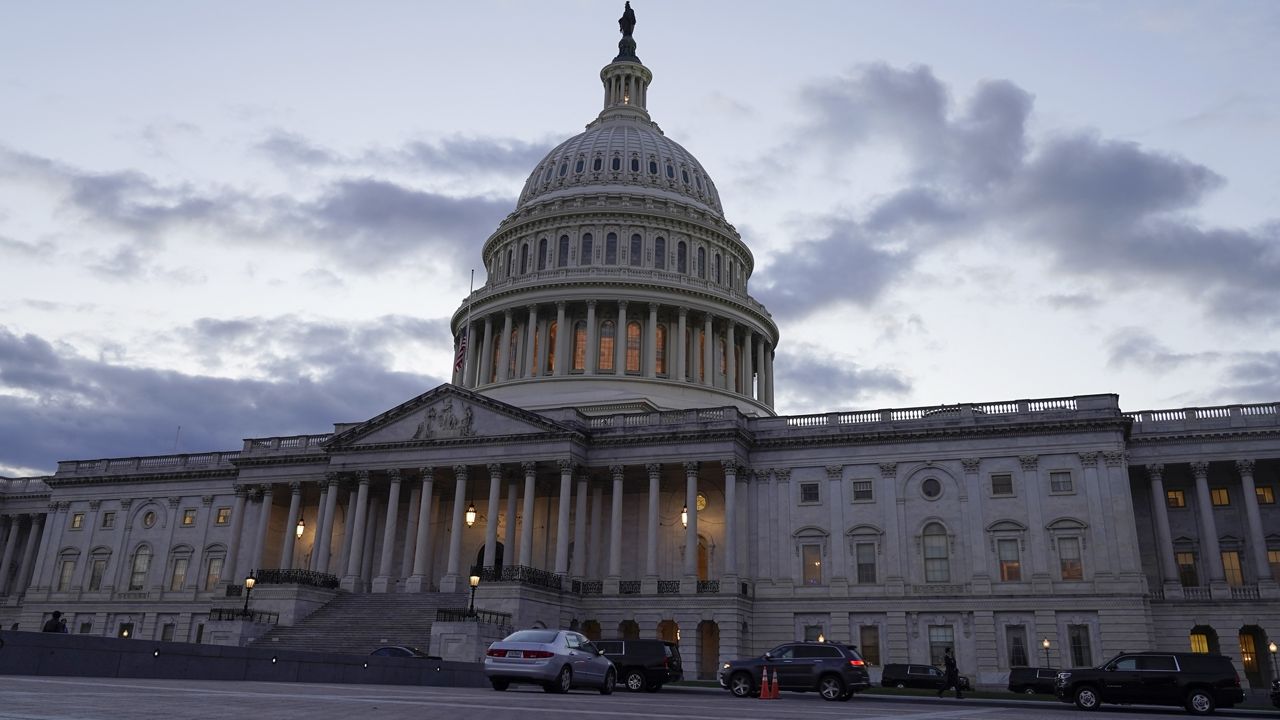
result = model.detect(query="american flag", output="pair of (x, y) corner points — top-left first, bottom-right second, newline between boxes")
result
(453, 333), (467, 372)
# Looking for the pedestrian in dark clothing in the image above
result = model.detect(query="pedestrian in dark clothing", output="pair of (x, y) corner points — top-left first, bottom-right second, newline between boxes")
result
(41, 611), (64, 633)
(938, 647), (964, 698)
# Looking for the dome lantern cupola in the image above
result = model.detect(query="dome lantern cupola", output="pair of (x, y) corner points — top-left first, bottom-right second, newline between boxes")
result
(599, 1), (651, 122)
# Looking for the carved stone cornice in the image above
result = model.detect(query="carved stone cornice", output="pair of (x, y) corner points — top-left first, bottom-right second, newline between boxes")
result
(878, 462), (897, 479)
(121, 499), (134, 510)
(1236, 459), (1256, 476)
(89, 500), (102, 510)
(1019, 455), (1039, 471)
(1078, 452), (1099, 468)
(201, 496), (213, 506)
(168, 497), (181, 508)
(1190, 461), (1209, 480)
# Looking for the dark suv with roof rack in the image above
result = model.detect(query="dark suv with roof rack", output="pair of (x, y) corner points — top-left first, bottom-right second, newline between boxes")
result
(718, 641), (871, 701)
(595, 639), (682, 692)
(1054, 651), (1244, 715)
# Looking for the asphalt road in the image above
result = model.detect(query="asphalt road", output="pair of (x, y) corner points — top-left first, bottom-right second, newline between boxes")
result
(0, 676), (1265, 720)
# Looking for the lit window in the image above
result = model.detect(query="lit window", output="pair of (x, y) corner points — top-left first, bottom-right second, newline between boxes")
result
(70, 513), (85, 530)
(991, 474), (1014, 497)
(215, 508), (231, 525)
(142, 511), (157, 528)
(1269, 549), (1280, 581)
(1190, 632), (1209, 654)
(802, 544), (822, 585)
(572, 321), (586, 372)
(998, 539), (1021, 581)
(655, 324), (667, 375)
(1049, 471), (1074, 494)
(799, 482), (820, 504)
(1210, 488), (1230, 506)
(855, 542), (876, 584)
(625, 321), (641, 373)
(1059, 537), (1083, 580)
(1257, 487), (1275, 504)
(546, 321), (557, 373)
(182, 509), (197, 527)
(1241, 633), (1259, 675)
(598, 320), (615, 371)
(923, 522), (950, 583)
(803, 624), (823, 642)
(1176, 551), (1199, 586)
(851, 480), (874, 502)
(1222, 551), (1243, 586)
(1166, 490), (1186, 508)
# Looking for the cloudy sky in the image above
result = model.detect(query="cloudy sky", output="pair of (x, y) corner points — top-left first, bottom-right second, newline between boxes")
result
(2, 1), (1278, 476)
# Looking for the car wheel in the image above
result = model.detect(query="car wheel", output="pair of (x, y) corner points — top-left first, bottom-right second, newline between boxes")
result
(728, 671), (755, 698)
(625, 669), (647, 692)
(1185, 689), (1215, 716)
(555, 665), (573, 693)
(599, 669), (615, 695)
(490, 679), (509, 691)
(895, 681), (906, 689)
(1073, 685), (1101, 711)
(818, 674), (846, 701)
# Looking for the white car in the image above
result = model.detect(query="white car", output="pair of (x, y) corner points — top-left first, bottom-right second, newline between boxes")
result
(484, 629), (616, 694)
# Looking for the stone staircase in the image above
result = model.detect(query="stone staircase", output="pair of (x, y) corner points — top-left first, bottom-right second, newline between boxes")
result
(251, 591), (467, 656)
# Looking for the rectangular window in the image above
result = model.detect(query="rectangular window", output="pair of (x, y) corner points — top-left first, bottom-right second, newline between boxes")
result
(851, 480), (874, 502)
(1049, 471), (1074, 494)
(1166, 490), (1186, 508)
(1176, 551), (1199, 586)
(1059, 537), (1084, 580)
(799, 482), (820, 504)
(88, 558), (106, 591)
(1222, 551), (1243, 586)
(70, 513), (85, 530)
(998, 539), (1022, 581)
(204, 557), (223, 591)
(170, 558), (189, 591)
(860, 625), (881, 665)
(161, 624), (176, 642)
(1269, 549), (1280, 581)
(1190, 632), (1209, 654)
(1211, 488), (1230, 506)
(101, 511), (116, 529)
(1068, 625), (1092, 667)
(1007, 625), (1029, 667)
(855, 542), (877, 584)
(928, 625), (954, 667)
(803, 624), (823, 642)
(78, 622), (92, 634)
(991, 474), (1014, 496)
(57, 560), (75, 591)
(1258, 487), (1276, 505)
(215, 508), (231, 525)
(802, 544), (823, 585)
(924, 534), (950, 583)
(182, 509), (197, 526)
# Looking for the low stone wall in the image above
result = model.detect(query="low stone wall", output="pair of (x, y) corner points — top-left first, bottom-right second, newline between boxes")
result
(0, 630), (487, 687)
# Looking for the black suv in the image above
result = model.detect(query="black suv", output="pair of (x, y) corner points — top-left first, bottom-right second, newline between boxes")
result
(719, 642), (871, 701)
(1055, 652), (1244, 715)
(881, 663), (972, 691)
(595, 639), (683, 692)
(1007, 666), (1059, 694)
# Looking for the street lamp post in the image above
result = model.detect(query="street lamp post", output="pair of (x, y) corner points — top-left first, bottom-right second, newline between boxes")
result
(1042, 638), (1051, 667)
(1269, 641), (1277, 681)
(242, 572), (256, 618)
(468, 574), (480, 616)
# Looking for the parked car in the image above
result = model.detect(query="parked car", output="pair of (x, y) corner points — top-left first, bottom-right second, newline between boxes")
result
(1054, 651), (1244, 715)
(718, 641), (871, 701)
(595, 638), (683, 692)
(369, 645), (441, 659)
(881, 663), (972, 691)
(1270, 678), (1280, 709)
(483, 629), (615, 694)
(1008, 666), (1059, 694)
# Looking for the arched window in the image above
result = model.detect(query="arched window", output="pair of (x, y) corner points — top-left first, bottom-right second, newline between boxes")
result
(714, 253), (722, 283)
(572, 321), (587, 371)
(537, 238), (548, 270)
(697, 247), (706, 279)
(626, 321), (641, 373)
(519, 243), (529, 275)
(605, 232), (618, 265)
(923, 522), (950, 583)
(506, 248), (514, 278)
(546, 321), (557, 373)
(129, 545), (151, 591)
(655, 324), (668, 375)
(580, 233), (593, 266)
(598, 320), (616, 372)
(677, 241), (687, 274)
(558, 235), (570, 267)
(630, 234), (642, 266)
(655, 237), (666, 269)
(508, 328), (520, 378)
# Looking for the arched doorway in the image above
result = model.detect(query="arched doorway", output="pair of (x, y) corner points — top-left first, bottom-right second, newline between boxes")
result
(1240, 626), (1270, 689)
(658, 619), (679, 644)
(619, 620), (639, 640)
(471, 542), (505, 575)
(1190, 625), (1220, 654)
(698, 620), (720, 680)
(582, 620), (601, 641)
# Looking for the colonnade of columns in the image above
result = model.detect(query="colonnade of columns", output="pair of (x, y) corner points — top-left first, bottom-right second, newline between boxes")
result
(452, 300), (775, 406)
(0, 511), (46, 598)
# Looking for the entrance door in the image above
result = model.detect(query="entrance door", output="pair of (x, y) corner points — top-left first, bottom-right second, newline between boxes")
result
(698, 621), (719, 680)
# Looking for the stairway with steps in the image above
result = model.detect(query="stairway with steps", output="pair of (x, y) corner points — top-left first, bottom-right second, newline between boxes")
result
(251, 591), (468, 656)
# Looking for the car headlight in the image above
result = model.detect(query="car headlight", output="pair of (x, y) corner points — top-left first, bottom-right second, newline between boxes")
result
(722, 663), (731, 670)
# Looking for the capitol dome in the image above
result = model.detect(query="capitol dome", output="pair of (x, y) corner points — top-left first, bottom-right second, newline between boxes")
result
(449, 12), (779, 416)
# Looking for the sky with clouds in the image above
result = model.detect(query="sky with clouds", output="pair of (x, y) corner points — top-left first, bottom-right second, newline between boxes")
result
(1, 1), (1278, 476)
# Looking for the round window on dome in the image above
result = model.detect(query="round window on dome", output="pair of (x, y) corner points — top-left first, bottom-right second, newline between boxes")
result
(593, 157), (603, 171)
(558, 162), (567, 177)
(649, 160), (657, 175)
(575, 159), (584, 173)
(682, 169), (689, 184)
(666, 164), (674, 179)
(631, 157), (640, 172)
(921, 478), (942, 499)
(142, 511), (157, 528)
(612, 157), (621, 171)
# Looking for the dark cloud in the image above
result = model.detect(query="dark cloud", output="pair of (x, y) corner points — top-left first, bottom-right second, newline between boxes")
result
(1105, 328), (1220, 372)
(1219, 353), (1280, 400)
(0, 235), (56, 258)
(256, 131), (339, 167)
(776, 348), (911, 413)
(256, 130), (554, 177)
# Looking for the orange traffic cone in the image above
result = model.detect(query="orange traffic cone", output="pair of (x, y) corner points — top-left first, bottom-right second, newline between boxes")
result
(759, 666), (772, 699)
(771, 668), (781, 698)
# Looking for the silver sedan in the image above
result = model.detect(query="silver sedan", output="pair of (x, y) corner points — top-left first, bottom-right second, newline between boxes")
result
(483, 629), (616, 694)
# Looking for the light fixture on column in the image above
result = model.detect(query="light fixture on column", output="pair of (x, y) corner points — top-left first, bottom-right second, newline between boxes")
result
(468, 574), (480, 615)
(465, 502), (478, 527)
(295, 517), (305, 538)
(242, 572), (257, 617)
(680, 504), (688, 529)
(1042, 637), (1050, 667)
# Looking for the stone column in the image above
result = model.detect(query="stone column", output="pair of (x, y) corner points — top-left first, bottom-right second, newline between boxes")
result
(503, 475), (518, 567)
(337, 484), (358, 577)
(405, 467), (436, 593)
(645, 464), (661, 579)
(683, 462), (700, 580)
(756, 341), (767, 402)
(479, 315), (495, 385)
(1020, 455), (1049, 586)
(525, 305), (539, 378)
(483, 464), (503, 569)
(723, 460), (739, 577)
(701, 314), (714, 387)
(251, 485), (273, 573)
(497, 310), (514, 381)
(315, 474), (340, 574)
(15, 513), (44, 596)
(341, 471), (371, 590)
(359, 497), (380, 588)
(373, 469), (403, 592)
(589, 484), (604, 577)
(585, 301), (598, 374)
(0, 515), (20, 595)
(554, 302), (567, 376)
(29, 502), (63, 592)
(1191, 461), (1226, 584)
(615, 301), (628, 375)
(279, 482), (302, 570)
(646, 303), (658, 378)
(961, 459), (990, 592)
(726, 322), (737, 392)
(742, 329), (755, 399)
(308, 481), (326, 570)
(222, 485), (249, 585)
(1146, 464), (1180, 586)
(1078, 453), (1114, 578)
(555, 461), (573, 575)
(519, 462), (537, 568)
(764, 344), (775, 405)
(571, 470), (589, 578)
(605, 466), (624, 584)
(400, 482), (422, 579)
(1236, 460), (1273, 584)
(440, 465), (469, 593)
(676, 308), (687, 381)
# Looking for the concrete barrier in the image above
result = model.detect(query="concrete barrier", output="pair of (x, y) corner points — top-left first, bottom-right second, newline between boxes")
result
(0, 630), (488, 687)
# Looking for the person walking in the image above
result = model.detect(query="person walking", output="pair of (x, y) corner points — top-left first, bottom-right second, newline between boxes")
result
(41, 611), (64, 633)
(938, 647), (964, 699)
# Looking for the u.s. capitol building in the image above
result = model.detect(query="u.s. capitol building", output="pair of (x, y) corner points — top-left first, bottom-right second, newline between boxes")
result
(2, 6), (1278, 689)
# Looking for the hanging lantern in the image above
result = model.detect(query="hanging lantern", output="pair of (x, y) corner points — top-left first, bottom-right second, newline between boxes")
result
(465, 503), (478, 527)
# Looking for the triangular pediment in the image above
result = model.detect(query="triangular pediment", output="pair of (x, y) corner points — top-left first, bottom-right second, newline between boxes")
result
(325, 384), (583, 449)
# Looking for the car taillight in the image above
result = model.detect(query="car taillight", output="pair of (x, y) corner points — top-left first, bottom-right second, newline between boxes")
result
(523, 650), (554, 659)
(1234, 673), (1241, 687)
(849, 659), (865, 667)
(486, 649), (506, 657)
